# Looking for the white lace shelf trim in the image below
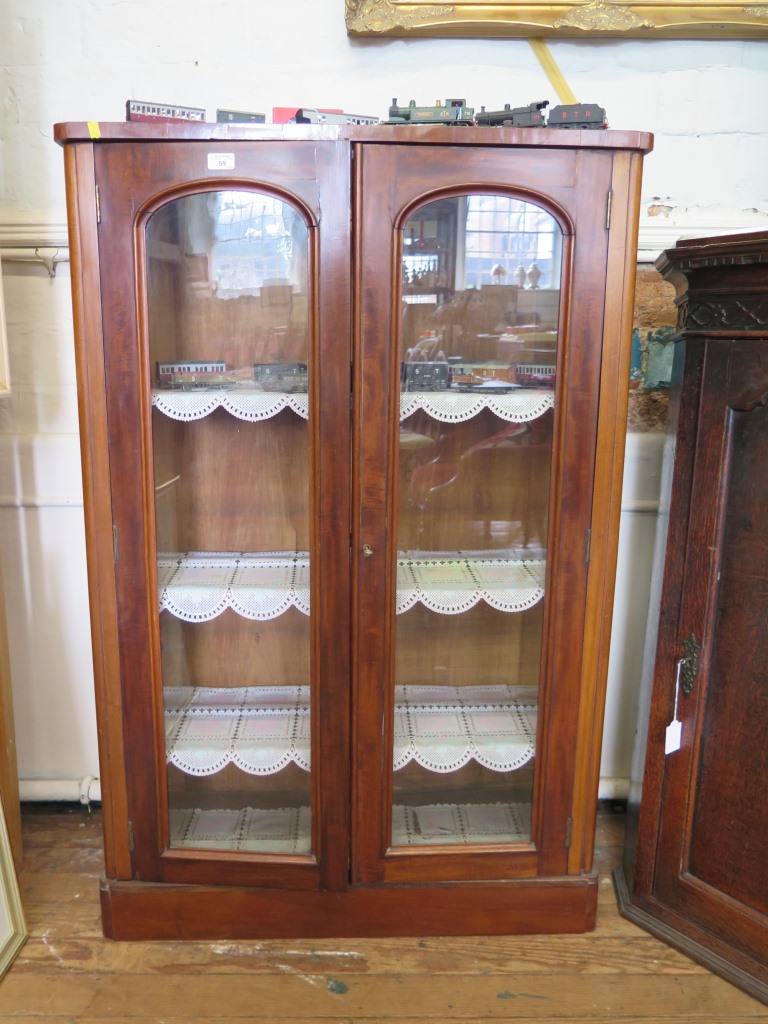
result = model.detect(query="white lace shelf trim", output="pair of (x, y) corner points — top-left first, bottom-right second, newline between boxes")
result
(152, 388), (309, 422)
(392, 801), (532, 846)
(164, 685), (537, 777)
(400, 389), (553, 424)
(157, 552), (546, 622)
(150, 388), (552, 425)
(394, 684), (537, 773)
(157, 552), (310, 622)
(165, 685), (311, 776)
(396, 553), (546, 614)
(168, 801), (531, 850)
(169, 806), (311, 853)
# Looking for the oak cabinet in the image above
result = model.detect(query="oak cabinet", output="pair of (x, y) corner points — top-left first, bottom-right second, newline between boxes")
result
(616, 230), (768, 1005)
(56, 121), (651, 939)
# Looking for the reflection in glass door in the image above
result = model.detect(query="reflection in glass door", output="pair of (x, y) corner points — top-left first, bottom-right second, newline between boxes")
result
(145, 190), (313, 854)
(393, 194), (561, 847)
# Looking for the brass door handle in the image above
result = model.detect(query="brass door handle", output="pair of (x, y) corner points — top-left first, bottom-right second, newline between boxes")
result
(362, 544), (373, 558)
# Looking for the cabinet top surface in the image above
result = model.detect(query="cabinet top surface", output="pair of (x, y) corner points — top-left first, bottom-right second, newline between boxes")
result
(54, 121), (653, 153)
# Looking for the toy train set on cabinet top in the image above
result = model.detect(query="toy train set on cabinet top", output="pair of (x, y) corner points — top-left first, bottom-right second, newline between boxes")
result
(126, 98), (607, 130)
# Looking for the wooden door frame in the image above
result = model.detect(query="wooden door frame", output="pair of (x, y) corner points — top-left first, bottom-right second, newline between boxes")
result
(351, 139), (624, 887)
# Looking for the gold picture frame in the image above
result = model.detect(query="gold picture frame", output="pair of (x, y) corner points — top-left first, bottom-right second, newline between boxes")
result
(0, 259), (10, 398)
(345, 0), (768, 38)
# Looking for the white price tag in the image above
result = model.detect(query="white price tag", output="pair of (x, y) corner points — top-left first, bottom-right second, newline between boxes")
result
(208, 153), (235, 171)
(665, 718), (682, 755)
(665, 654), (687, 755)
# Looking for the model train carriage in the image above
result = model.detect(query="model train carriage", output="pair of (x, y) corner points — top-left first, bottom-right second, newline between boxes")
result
(548, 104), (607, 129)
(388, 98), (475, 125)
(451, 361), (517, 384)
(512, 363), (557, 388)
(293, 108), (380, 126)
(156, 360), (237, 389)
(475, 101), (549, 128)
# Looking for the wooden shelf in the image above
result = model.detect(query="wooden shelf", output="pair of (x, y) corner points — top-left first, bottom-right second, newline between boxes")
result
(150, 387), (553, 426)
(169, 805), (311, 853)
(169, 801), (532, 851)
(157, 552), (547, 621)
(392, 801), (532, 846)
(164, 685), (537, 777)
(400, 389), (553, 423)
(152, 387), (309, 422)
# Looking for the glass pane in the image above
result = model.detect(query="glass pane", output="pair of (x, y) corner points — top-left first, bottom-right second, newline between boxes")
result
(393, 194), (560, 847)
(146, 190), (312, 855)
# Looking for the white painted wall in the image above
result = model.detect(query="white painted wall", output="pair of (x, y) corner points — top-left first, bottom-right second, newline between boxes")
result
(0, 0), (766, 794)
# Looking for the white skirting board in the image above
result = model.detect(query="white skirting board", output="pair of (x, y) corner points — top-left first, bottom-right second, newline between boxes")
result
(19, 776), (101, 806)
(18, 776), (627, 805)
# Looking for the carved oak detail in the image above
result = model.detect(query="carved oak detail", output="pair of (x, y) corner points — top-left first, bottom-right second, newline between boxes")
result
(684, 298), (768, 331)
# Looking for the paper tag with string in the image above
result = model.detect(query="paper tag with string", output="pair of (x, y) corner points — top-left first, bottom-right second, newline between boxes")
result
(665, 657), (685, 755)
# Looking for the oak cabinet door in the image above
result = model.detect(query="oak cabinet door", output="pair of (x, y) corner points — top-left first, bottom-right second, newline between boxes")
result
(653, 338), (768, 967)
(94, 140), (352, 888)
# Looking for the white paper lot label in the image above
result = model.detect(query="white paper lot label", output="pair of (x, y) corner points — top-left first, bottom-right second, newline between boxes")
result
(208, 153), (235, 171)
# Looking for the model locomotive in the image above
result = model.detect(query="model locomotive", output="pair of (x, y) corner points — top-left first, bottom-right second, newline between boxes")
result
(476, 100), (607, 129)
(388, 98), (476, 125)
(253, 362), (309, 392)
(475, 101), (549, 127)
(401, 360), (451, 391)
(388, 98), (607, 130)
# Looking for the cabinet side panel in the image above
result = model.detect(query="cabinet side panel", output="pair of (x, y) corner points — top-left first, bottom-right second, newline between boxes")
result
(63, 143), (131, 879)
(568, 151), (645, 875)
(620, 337), (689, 894)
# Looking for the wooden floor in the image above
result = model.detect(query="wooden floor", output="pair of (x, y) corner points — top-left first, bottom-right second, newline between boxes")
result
(1, 803), (766, 1022)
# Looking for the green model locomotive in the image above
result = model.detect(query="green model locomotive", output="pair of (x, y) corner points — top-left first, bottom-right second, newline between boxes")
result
(387, 98), (475, 125)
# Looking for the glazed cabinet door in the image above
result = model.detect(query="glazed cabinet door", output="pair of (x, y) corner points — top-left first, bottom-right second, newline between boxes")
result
(353, 142), (615, 884)
(651, 337), (768, 972)
(93, 140), (351, 888)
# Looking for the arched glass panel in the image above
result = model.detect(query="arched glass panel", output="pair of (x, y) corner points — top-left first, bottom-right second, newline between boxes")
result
(146, 190), (312, 855)
(393, 194), (561, 847)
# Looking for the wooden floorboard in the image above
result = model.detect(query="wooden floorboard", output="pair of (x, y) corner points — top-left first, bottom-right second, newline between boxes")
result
(1, 804), (766, 1021)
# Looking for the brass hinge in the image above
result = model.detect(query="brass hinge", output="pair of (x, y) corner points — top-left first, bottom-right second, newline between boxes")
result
(605, 189), (613, 231)
(95, 184), (101, 224)
(585, 527), (591, 565)
(564, 816), (573, 849)
(127, 820), (135, 852)
(112, 524), (119, 563)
